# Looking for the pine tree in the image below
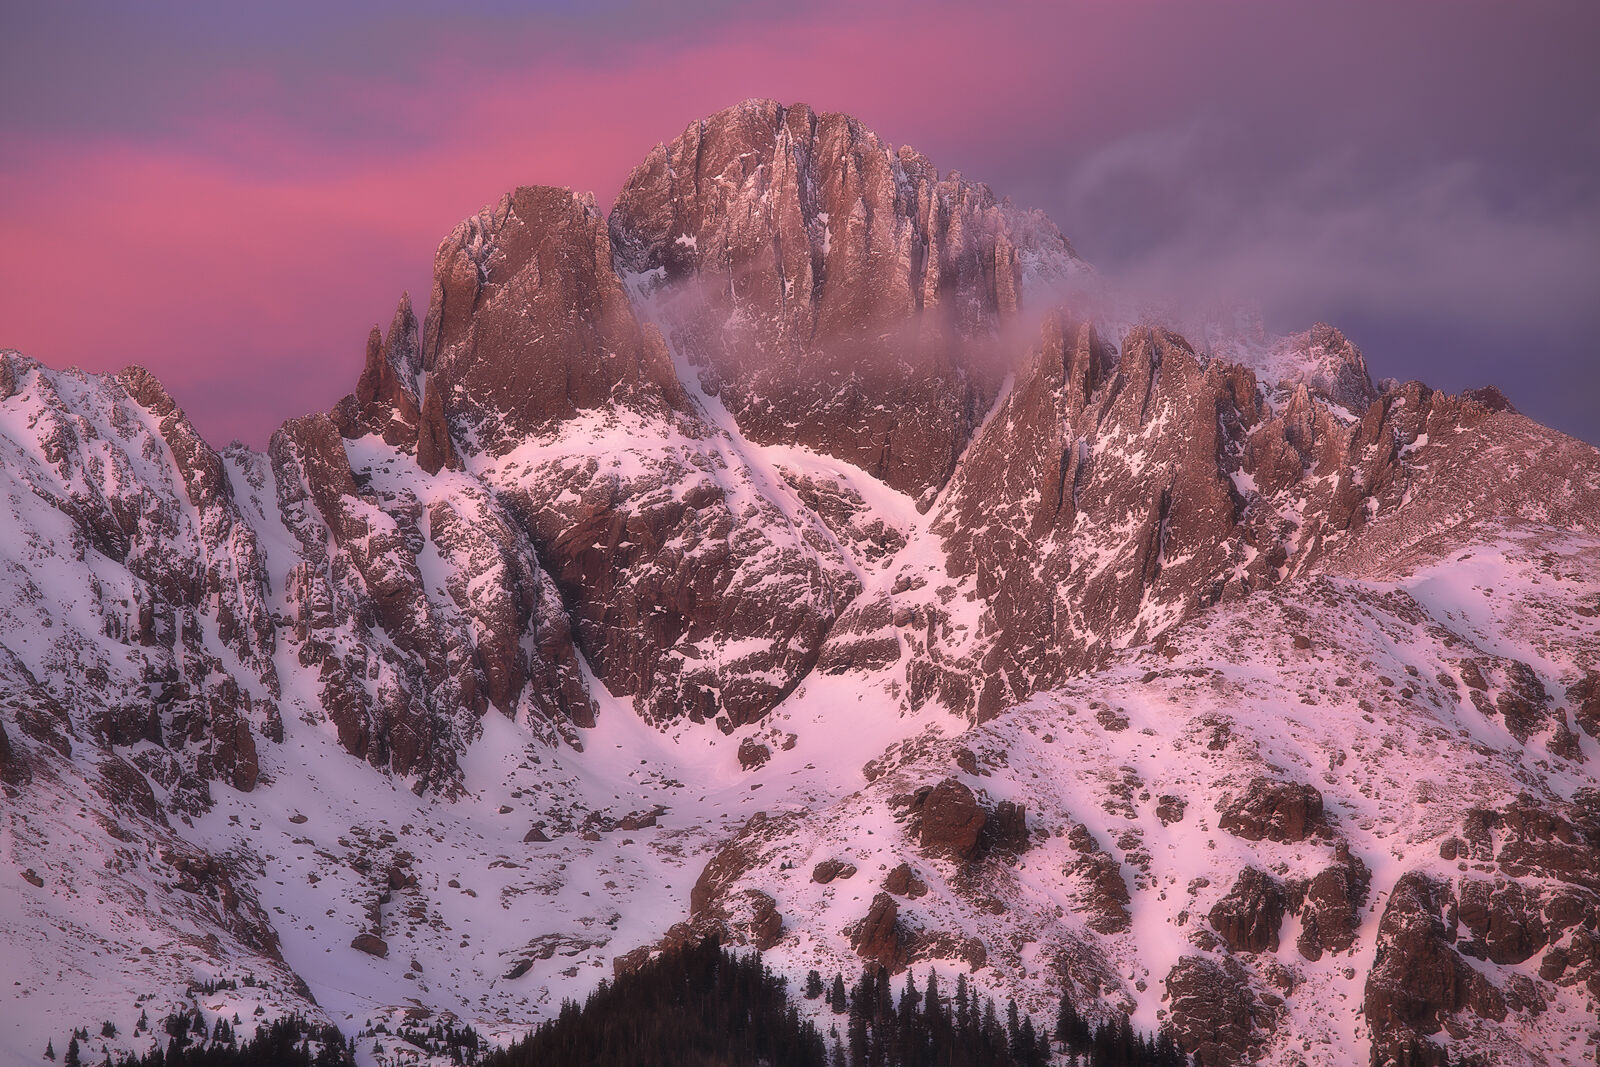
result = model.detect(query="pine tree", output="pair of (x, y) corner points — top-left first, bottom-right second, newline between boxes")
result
(63, 1037), (80, 1067)
(806, 970), (825, 1000)
(44, 1038), (55, 1061)
(1011, 1015), (1034, 1065)
(1055, 988), (1088, 1051)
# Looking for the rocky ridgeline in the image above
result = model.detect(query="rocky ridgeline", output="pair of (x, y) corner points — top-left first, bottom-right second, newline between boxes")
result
(3, 100), (1599, 1066)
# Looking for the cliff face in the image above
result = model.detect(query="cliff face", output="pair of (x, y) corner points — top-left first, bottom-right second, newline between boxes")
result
(610, 99), (1083, 503)
(2, 100), (1598, 1067)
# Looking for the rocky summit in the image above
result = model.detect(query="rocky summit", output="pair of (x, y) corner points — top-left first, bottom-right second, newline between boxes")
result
(2, 100), (1598, 1067)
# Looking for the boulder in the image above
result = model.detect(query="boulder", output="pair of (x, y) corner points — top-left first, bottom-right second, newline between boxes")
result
(811, 859), (857, 885)
(917, 778), (987, 860)
(883, 863), (928, 899)
(1218, 777), (1329, 842)
(850, 893), (907, 971)
(738, 737), (772, 771)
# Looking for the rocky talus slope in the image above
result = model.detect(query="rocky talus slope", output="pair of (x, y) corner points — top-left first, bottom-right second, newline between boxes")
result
(3, 100), (1598, 1067)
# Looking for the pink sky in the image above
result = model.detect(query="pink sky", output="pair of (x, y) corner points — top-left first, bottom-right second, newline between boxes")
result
(2, 2), (1596, 446)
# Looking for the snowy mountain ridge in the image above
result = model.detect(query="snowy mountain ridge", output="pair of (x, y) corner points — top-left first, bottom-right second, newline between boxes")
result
(2, 100), (1599, 1067)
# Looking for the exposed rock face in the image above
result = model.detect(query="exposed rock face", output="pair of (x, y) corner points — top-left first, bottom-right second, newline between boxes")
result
(850, 892), (907, 971)
(1458, 879), (1547, 965)
(883, 862), (928, 899)
(1363, 873), (1504, 1063)
(423, 186), (688, 451)
(1065, 823), (1132, 935)
(1296, 847), (1371, 960)
(4, 100), (1600, 1067)
(273, 397), (596, 788)
(688, 812), (798, 921)
(867, 320), (1255, 717)
(415, 184), (858, 729)
(332, 294), (425, 450)
(1494, 794), (1600, 890)
(1266, 323), (1379, 413)
(1164, 955), (1279, 1065)
(915, 778), (987, 860)
(834, 298), (1600, 722)
(0, 354), (279, 806)
(0, 718), (21, 788)
(610, 98), (1081, 501)
(1218, 778), (1329, 843)
(159, 843), (282, 959)
(738, 737), (772, 770)
(1209, 867), (1287, 953)
(981, 800), (1029, 855)
(1566, 671), (1600, 740)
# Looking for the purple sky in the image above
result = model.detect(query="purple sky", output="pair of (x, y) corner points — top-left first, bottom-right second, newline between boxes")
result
(2, 1), (1596, 447)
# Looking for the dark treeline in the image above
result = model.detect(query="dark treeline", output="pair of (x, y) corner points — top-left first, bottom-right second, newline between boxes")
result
(804, 958), (1186, 1067)
(94, 1014), (354, 1067)
(481, 936), (1188, 1067)
(482, 935), (825, 1067)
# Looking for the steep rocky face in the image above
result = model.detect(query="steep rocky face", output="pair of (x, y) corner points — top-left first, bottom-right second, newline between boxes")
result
(1208, 867), (1286, 953)
(331, 293), (425, 450)
(828, 293), (1600, 722)
(264, 410), (595, 789)
(415, 183), (858, 728)
(0, 353), (279, 802)
(422, 186), (688, 453)
(831, 319), (1267, 719)
(1362, 873), (1502, 1064)
(610, 98), (1081, 501)
(1295, 846), (1371, 960)
(1164, 955), (1280, 1066)
(1218, 778), (1330, 843)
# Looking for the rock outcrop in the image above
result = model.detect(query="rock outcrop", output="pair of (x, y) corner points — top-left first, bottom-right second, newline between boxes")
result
(849, 892), (907, 971)
(1164, 955), (1280, 1065)
(1218, 778), (1329, 843)
(1209, 867), (1287, 953)
(1295, 846), (1371, 960)
(414, 184), (858, 729)
(1363, 873), (1504, 1064)
(912, 778), (987, 860)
